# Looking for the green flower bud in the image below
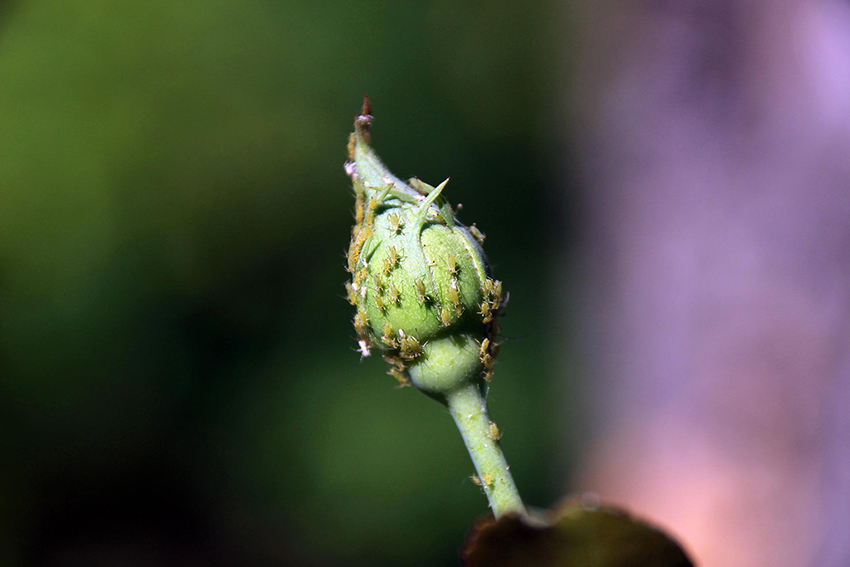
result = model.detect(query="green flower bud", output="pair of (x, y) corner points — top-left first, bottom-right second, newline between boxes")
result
(345, 98), (504, 400)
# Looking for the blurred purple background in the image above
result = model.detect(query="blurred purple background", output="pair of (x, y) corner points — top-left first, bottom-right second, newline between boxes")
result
(565, 1), (850, 565)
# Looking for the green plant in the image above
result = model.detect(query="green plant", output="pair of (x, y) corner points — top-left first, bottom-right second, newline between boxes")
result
(344, 97), (521, 517)
(343, 98), (693, 566)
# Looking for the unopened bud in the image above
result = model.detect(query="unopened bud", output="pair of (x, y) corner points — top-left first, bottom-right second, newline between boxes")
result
(345, 98), (504, 399)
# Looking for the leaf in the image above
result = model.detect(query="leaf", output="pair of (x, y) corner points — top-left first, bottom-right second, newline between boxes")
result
(461, 500), (694, 567)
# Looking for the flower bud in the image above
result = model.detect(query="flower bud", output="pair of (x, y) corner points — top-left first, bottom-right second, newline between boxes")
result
(345, 98), (504, 400)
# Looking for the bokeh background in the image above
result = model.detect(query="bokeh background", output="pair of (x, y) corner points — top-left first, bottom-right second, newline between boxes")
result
(3, 1), (850, 566)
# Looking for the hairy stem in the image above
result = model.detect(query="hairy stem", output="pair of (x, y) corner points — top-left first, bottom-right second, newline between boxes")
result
(446, 383), (526, 517)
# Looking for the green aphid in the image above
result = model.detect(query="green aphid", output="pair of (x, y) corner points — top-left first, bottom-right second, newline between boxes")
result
(440, 307), (453, 327)
(388, 245), (401, 268)
(388, 212), (403, 234)
(399, 334), (423, 360)
(344, 281), (357, 306)
(415, 279), (428, 303)
(489, 422), (502, 441)
(479, 338), (490, 358)
(388, 367), (410, 385)
(478, 301), (492, 323)
(381, 322), (397, 348)
(469, 224), (486, 244)
(446, 253), (459, 277)
(389, 283), (401, 304)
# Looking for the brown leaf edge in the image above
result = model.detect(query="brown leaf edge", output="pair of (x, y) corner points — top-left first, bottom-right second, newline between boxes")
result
(461, 498), (694, 567)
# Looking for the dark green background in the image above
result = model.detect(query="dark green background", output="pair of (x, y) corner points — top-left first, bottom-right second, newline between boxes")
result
(0, 1), (579, 564)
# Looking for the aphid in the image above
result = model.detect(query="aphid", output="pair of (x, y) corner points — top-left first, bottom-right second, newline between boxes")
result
(389, 283), (401, 304)
(365, 208), (375, 227)
(471, 475), (482, 486)
(482, 473), (494, 487)
(354, 268), (367, 288)
(479, 338), (490, 358)
(483, 369), (494, 382)
(447, 287), (461, 306)
(440, 308), (452, 327)
(483, 279), (502, 303)
(373, 274), (384, 293)
(344, 281), (356, 305)
(388, 212), (403, 234)
(478, 301), (492, 323)
(381, 323), (396, 348)
(469, 224), (486, 244)
(482, 353), (494, 369)
(382, 245), (402, 275)
(489, 421), (502, 441)
(388, 367), (409, 386)
(447, 288), (463, 316)
(346, 247), (357, 274)
(400, 335), (422, 360)
(492, 280), (503, 304)
(383, 353), (406, 371)
(354, 309), (369, 335)
(348, 225), (373, 273)
(375, 295), (387, 313)
(415, 279), (428, 302)
(446, 254), (459, 276)
(388, 246), (401, 267)
(357, 339), (371, 358)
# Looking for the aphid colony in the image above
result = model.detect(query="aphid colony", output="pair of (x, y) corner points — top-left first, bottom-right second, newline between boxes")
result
(345, 104), (506, 393)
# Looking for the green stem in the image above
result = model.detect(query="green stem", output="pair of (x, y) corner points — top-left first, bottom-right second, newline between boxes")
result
(446, 383), (526, 517)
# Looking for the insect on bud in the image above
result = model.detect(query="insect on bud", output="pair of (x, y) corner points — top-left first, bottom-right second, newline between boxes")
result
(344, 97), (504, 400)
